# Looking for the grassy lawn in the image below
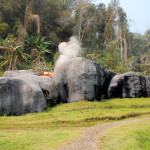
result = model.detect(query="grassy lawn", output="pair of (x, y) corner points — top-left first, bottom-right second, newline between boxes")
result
(0, 128), (81, 150)
(0, 98), (150, 149)
(98, 119), (150, 150)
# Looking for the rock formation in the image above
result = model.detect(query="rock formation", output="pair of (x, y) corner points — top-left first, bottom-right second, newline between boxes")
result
(0, 70), (58, 116)
(0, 57), (150, 116)
(54, 57), (150, 102)
(53, 57), (116, 103)
(108, 72), (150, 98)
(0, 77), (47, 115)
(146, 76), (150, 97)
(15, 75), (59, 106)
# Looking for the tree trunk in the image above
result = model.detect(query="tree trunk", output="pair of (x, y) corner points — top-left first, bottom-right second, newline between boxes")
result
(124, 33), (128, 62)
(78, 6), (83, 41)
(120, 26), (123, 60)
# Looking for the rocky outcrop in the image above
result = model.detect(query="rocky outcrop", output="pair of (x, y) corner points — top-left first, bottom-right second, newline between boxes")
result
(108, 72), (150, 98)
(0, 77), (47, 115)
(15, 75), (59, 106)
(146, 77), (150, 97)
(1, 58), (150, 116)
(53, 57), (116, 103)
(0, 72), (58, 116)
(54, 57), (150, 101)
(66, 57), (101, 102)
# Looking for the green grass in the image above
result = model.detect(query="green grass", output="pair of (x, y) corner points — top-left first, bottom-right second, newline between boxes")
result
(1, 98), (150, 149)
(1, 98), (150, 128)
(98, 119), (150, 150)
(0, 128), (81, 150)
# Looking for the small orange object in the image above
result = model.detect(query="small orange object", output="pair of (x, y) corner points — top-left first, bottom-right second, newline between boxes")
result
(41, 72), (53, 78)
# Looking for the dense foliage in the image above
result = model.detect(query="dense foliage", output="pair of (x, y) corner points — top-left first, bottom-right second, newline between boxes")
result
(0, 0), (149, 76)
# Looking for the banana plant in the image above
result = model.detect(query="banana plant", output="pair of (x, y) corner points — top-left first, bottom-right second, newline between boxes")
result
(0, 35), (30, 71)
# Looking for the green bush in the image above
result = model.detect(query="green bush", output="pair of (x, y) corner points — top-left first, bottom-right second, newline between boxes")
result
(0, 72), (3, 77)
(0, 23), (9, 38)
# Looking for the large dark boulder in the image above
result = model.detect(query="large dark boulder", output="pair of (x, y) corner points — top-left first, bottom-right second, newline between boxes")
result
(108, 72), (150, 98)
(53, 57), (116, 103)
(15, 75), (59, 106)
(66, 57), (101, 102)
(0, 77), (47, 115)
(0, 72), (58, 116)
(146, 76), (150, 97)
(107, 74), (124, 98)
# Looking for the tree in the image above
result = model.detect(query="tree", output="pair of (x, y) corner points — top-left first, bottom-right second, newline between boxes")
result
(0, 35), (29, 71)
(0, 0), (26, 35)
(0, 23), (9, 38)
(95, 3), (106, 49)
(117, 7), (129, 61)
(104, 0), (119, 43)
(24, 0), (40, 36)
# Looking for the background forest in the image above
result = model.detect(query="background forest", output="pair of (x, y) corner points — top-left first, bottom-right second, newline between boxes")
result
(0, 0), (149, 76)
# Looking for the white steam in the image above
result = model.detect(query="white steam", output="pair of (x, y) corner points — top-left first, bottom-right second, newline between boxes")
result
(55, 36), (82, 66)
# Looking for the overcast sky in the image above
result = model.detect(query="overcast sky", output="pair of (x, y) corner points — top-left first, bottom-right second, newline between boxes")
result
(93, 0), (150, 34)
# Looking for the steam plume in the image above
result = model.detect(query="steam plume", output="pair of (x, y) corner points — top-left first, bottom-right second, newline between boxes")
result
(55, 36), (82, 66)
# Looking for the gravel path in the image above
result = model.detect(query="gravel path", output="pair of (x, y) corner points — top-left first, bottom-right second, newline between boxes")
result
(57, 118), (150, 150)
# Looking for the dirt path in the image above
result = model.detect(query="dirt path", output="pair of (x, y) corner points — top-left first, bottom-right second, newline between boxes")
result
(57, 118), (150, 150)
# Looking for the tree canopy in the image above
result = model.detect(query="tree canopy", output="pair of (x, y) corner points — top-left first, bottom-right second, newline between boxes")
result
(0, 0), (149, 76)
